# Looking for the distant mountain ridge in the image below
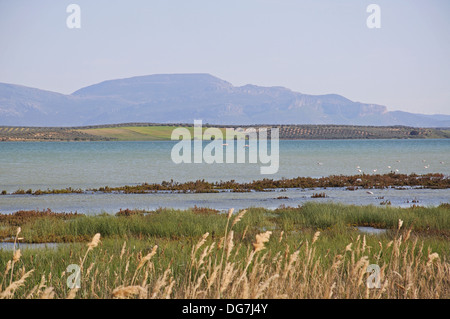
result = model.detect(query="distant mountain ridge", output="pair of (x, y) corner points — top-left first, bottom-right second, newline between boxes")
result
(1, 73), (449, 127)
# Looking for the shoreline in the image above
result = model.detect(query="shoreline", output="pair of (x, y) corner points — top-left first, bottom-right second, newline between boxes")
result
(1, 124), (449, 141)
(3, 173), (449, 196)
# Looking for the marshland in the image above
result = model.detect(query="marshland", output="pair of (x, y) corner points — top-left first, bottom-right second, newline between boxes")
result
(3, 173), (449, 196)
(0, 138), (449, 299)
(0, 203), (449, 299)
(2, 0), (450, 302)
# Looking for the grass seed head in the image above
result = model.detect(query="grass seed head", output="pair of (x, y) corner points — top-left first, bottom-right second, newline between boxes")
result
(87, 233), (101, 250)
(12, 249), (21, 263)
(253, 231), (272, 252)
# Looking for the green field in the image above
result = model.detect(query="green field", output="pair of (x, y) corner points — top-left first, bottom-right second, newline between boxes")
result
(79, 126), (179, 141)
(78, 126), (240, 141)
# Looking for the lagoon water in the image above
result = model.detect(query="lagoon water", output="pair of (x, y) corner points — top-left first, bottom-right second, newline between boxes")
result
(0, 139), (449, 214)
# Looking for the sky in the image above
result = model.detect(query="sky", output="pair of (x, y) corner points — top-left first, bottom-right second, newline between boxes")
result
(0, 0), (449, 115)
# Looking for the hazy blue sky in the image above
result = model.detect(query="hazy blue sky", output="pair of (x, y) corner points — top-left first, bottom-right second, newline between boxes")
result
(0, 0), (449, 114)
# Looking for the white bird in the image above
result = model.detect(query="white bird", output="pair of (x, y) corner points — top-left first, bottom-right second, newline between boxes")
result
(373, 169), (377, 173)
(387, 166), (391, 169)
(356, 166), (360, 169)
(317, 162), (323, 165)
(366, 191), (374, 195)
(357, 169), (362, 173)
(424, 165), (429, 169)
(395, 169), (399, 172)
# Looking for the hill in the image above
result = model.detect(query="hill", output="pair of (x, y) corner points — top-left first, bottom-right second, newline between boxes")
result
(1, 74), (450, 127)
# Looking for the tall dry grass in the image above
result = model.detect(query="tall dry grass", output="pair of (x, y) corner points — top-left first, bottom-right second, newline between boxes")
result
(0, 209), (449, 299)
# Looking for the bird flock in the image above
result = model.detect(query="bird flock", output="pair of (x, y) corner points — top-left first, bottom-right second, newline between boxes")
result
(313, 159), (446, 174)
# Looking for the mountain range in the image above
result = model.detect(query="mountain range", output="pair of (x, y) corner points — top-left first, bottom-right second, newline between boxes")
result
(1, 73), (449, 127)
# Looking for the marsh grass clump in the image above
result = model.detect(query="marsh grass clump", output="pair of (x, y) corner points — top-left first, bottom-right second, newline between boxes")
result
(311, 192), (328, 198)
(115, 209), (146, 217)
(190, 206), (220, 215)
(0, 210), (84, 242)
